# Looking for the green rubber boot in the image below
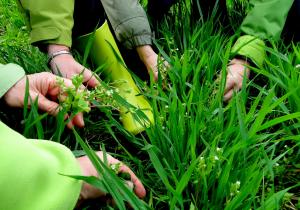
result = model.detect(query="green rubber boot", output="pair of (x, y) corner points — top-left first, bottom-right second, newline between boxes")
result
(75, 21), (153, 135)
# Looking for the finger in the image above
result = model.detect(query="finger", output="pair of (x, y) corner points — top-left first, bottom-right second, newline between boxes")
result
(224, 77), (235, 95)
(71, 112), (85, 128)
(82, 69), (100, 88)
(119, 165), (146, 198)
(47, 76), (86, 105)
(62, 114), (74, 129)
(66, 118), (74, 129)
(150, 66), (158, 81)
(223, 89), (234, 102)
(37, 94), (60, 116)
(63, 114), (76, 130)
(46, 74), (74, 97)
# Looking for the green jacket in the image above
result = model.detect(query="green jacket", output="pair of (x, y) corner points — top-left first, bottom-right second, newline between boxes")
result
(0, 63), (82, 210)
(232, 0), (294, 66)
(18, 0), (152, 49)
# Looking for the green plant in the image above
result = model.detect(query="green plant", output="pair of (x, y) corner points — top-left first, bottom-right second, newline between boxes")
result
(56, 73), (122, 116)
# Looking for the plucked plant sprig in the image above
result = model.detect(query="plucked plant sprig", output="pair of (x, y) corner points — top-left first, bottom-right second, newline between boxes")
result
(56, 74), (121, 115)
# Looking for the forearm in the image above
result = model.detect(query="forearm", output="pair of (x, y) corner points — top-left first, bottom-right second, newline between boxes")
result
(136, 45), (155, 63)
(100, 0), (153, 49)
(241, 0), (294, 40)
(0, 122), (82, 210)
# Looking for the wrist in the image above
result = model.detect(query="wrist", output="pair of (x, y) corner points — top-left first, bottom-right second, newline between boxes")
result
(230, 58), (250, 66)
(47, 44), (73, 65)
(136, 45), (155, 62)
(47, 44), (70, 55)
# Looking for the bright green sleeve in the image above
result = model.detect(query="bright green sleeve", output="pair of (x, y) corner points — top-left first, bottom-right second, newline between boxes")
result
(231, 35), (266, 67)
(0, 121), (82, 210)
(0, 63), (25, 98)
(18, 0), (74, 47)
(101, 0), (153, 49)
(232, 0), (294, 66)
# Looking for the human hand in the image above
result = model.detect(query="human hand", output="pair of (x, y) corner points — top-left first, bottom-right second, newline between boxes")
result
(76, 151), (146, 204)
(136, 45), (169, 81)
(223, 58), (250, 102)
(48, 44), (99, 87)
(3, 72), (85, 128)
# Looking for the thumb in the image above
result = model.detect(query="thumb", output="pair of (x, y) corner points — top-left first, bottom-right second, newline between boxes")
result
(37, 94), (60, 116)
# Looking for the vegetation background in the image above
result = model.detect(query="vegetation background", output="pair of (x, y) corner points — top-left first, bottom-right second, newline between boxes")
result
(0, 0), (300, 209)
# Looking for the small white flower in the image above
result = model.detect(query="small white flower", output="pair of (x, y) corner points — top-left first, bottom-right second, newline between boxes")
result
(106, 89), (114, 96)
(111, 164), (117, 170)
(214, 156), (219, 161)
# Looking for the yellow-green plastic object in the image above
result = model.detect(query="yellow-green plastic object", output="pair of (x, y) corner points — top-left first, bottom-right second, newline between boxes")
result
(75, 21), (154, 134)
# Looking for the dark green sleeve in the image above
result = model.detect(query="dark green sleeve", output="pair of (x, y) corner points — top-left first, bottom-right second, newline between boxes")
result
(231, 0), (294, 66)
(241, 0), (294, 40)
(100, 0), (153, 49)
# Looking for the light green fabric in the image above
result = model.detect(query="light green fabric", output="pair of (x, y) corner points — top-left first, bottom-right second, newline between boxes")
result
(0, 121), (82, 210)
(19, 0), (75, 47)
(0, 63), (82, 209)
(18, 0), (152, 49)
(231, 35), (266, 67)
(233, 0), (294, 66)
(0, 63), (25, 98)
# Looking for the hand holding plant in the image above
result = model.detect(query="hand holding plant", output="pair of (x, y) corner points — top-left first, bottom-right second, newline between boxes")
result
(76, 151), (146, 204)
(223, 58), (250, 102)
(4, 72), (85, 128)
(56, 73), (121, 115)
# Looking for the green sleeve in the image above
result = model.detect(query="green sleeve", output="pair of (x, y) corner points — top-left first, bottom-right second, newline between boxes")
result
(231, 35), (266, 67)
(101, 0), (153, 49)
(231, 0), (294, 66)
(241, 0), (294, 40)
(0, 121), (82, 210)
(18, 0), (74, 47)
(0, 63), (25, 98)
